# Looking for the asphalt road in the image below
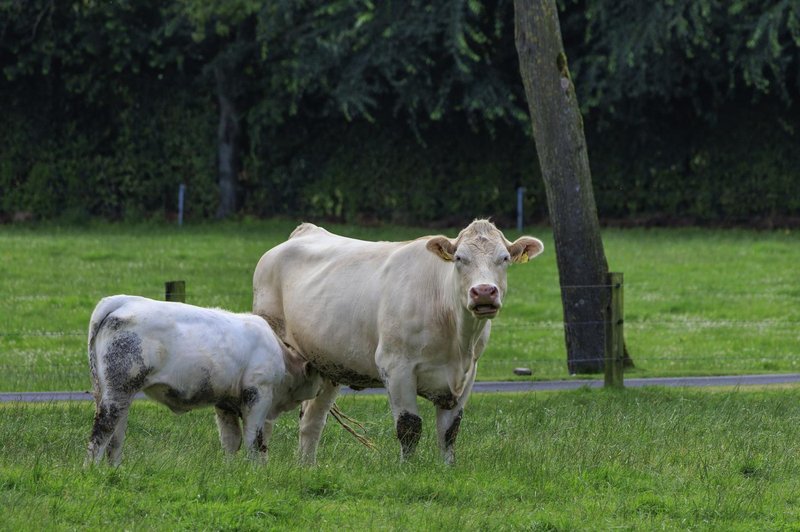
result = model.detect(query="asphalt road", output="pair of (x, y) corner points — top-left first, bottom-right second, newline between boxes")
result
(2, 373), (799, 403)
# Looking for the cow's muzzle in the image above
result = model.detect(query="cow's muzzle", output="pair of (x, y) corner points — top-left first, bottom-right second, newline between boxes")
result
(468, 284), (501, 319)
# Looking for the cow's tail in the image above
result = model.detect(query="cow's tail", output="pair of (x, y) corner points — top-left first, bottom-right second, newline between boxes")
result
(329, 403), (377, 451)
(87, 295), (130, 401)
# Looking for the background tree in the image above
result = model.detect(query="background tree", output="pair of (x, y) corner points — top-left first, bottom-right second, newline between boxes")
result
(514, 0), (612, 373)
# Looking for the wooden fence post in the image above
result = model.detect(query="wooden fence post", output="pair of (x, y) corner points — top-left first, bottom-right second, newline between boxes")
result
(165, 280), (186, 303)
(604, 272), (624, 388)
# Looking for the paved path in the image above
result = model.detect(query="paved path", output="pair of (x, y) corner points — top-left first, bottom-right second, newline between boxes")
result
(2, 373), (799, 403)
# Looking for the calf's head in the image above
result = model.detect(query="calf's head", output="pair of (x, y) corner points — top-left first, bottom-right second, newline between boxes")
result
(291, 362), (324, 402)
(281, 347), (324, 411)
(426, 220), (543, 320)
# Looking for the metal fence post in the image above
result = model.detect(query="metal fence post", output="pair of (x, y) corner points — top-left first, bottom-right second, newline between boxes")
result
(604, 272), (624, 388)
(177, 183), (186, 227)
(165, 280), (186, 303)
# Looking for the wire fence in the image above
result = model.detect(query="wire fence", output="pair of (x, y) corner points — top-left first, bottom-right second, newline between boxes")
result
(1, 282), (798, 391)
(2, 319), (800, 337)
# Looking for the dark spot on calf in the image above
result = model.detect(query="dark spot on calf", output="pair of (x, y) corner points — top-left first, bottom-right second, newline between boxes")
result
(163, 371), (216, 411)
(215, 398), (241, 417)
(444, 409), (463, 448)
(90, 402), (122, 443)
(103, 331), (150, 396)
(396, 411), (422, 457)
(255, 427), (267, 453)
(241, 386), (259, 407)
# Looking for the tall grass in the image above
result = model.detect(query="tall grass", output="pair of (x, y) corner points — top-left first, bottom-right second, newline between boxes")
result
(0, 220), (798, 391)
(1, 387), (799, 529)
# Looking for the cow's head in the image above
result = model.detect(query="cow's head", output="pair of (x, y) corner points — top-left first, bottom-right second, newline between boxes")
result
(426, 220), (543, 320)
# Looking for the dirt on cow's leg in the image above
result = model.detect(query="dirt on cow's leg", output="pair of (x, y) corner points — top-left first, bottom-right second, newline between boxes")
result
(215, 406), (242, 454)
(85, 400), (125, 466)
(397, 411), (423, 460)
(104, 401), (131, 466)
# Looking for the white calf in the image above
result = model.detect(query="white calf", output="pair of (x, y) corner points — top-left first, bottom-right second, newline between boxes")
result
(85, 295), (322, 466)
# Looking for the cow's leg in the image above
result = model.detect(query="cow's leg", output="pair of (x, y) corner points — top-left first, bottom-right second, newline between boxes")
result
(85, 396), (131, 467)
(435, 364), (477, 465)
(384, 369), (422, 461)
(214, 406), (242, 454)
(298, 379), (340, 465)
(241, 388), (273, 461)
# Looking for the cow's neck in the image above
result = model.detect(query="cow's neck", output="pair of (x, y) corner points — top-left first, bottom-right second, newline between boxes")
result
(456, 307), (489, 360)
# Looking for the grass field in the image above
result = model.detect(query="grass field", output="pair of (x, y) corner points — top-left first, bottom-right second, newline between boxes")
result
(1, 387), (799, 529)
(0, 220), (798, 391)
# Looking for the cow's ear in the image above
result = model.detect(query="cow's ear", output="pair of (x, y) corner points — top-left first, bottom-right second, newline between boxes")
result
(426, 236), (457, 261)
(303, 361), (317, 378)
(508, 237), (544, 264)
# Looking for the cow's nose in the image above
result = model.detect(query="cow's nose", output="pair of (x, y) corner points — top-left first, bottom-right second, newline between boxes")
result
(470, 284), (498, 302)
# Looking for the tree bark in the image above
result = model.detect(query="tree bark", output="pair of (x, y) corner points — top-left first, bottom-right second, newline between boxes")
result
(514, 0), (610, 373)
(214, 64), (239, 219)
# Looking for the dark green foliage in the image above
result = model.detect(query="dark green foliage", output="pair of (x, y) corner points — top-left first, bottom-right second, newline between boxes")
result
(0, 0), (798, 223)
(241, 120), (544, 224)
(561, 0), (800, 121)
(588, 100), (800, 223)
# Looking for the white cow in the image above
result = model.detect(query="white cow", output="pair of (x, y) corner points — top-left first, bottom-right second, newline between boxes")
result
(253, 219), (544, 464)
(85, 295), (322, 466)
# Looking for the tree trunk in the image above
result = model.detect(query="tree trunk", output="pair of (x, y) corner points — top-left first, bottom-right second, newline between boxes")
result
(214, 65), (239, 219)
(514, 0), (611, 373)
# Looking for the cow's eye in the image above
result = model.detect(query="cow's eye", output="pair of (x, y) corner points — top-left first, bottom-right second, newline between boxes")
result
(454, 255), (462, 262)
(503, 255), (511, 263)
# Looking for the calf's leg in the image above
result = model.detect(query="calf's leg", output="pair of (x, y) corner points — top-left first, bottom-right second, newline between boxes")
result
(86, 329), (148, 466)
(105, 402), (132, 466)
(298, 379), (340, 465)
(85, 396), (132, 466)
(240, 388), (273, 460)
(214, 406), (242, 454)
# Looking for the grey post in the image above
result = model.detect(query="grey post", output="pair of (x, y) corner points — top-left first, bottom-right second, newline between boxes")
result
(178, 184), (186, 227)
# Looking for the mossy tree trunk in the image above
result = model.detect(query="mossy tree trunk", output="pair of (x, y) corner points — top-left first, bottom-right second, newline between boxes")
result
(514, 0), (616, 374)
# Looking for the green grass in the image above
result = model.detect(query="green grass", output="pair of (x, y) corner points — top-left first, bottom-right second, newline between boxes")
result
(0, 220), (798, 391)
(1, 387), (799, 529)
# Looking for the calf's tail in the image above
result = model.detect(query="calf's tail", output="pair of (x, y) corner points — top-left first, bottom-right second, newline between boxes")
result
(87, 296), (131, 400)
